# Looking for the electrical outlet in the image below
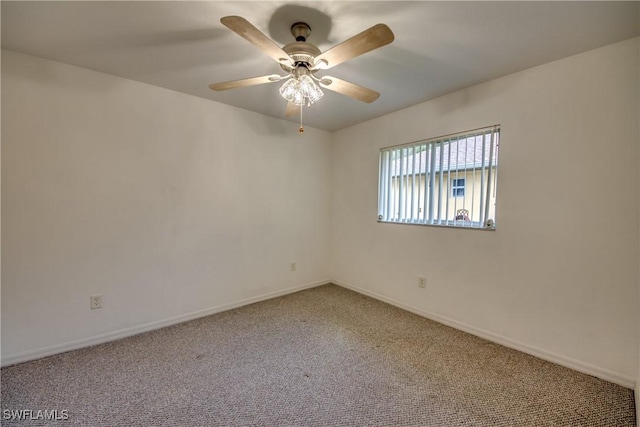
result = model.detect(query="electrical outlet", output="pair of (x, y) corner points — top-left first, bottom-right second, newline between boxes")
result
(90, 295), (103, 309)
(290, 262), (297, 272)
(418, 276), (426, 289)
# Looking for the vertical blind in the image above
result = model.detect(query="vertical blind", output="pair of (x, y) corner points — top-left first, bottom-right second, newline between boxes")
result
(378, 125), (500, 229)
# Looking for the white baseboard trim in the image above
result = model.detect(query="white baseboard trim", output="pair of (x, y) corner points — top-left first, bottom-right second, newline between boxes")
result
(333, 279), (636, 389)
(1, 279), (331, 367)
(636, 390), (640, 427)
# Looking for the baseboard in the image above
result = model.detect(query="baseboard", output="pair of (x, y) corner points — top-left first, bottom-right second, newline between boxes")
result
(333, 279), (636, 389)
(1, 279), (331, 367)
(636, 389), (639, 427)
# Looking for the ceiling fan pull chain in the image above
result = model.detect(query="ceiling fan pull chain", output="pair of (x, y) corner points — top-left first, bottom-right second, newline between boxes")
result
(299, 103), (304, 133)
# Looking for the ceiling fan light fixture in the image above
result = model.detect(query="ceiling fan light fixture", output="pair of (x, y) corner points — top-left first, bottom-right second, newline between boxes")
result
(293, 90), (305, 106)
(299, 75), (324, 104)
(279, 78), (301, 104)
(279, 69), (324, 106)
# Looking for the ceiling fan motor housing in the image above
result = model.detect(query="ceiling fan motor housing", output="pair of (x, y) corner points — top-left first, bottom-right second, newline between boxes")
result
(277, 22), (320, 71)
(281, 42), (321, 71)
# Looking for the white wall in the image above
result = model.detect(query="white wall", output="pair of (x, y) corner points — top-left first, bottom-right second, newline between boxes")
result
(331, 38), (640, 387)
(1, 50), (332, 364)
(3, 37), (639, 391)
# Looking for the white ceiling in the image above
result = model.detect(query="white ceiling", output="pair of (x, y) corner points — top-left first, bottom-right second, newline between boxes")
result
(2, 1), (639, 131)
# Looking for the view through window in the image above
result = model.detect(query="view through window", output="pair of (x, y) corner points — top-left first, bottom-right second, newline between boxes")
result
(377, 125), (500, 229)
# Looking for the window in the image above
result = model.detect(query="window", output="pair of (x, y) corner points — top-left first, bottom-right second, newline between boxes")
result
(451, 178), (466, 198)
(377, 125), (500, 229)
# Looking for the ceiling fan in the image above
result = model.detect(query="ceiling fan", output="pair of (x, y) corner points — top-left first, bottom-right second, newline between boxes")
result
(209, 16), (394, 131)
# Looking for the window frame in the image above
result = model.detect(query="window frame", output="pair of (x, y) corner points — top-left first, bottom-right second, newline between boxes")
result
(451, 178), (466, 198)
(377, 125), (500, 230)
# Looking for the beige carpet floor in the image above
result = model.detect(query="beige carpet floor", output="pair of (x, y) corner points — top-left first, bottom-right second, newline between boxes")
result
(1, 284), (636, 426)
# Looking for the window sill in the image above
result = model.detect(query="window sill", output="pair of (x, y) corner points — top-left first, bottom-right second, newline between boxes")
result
(377, 219), (496, 231)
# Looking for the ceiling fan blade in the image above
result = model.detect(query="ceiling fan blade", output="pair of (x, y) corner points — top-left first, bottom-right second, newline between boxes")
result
(209, 74), (282, 91)
(221, 16), (293, 67)
(319, 76), (380, 103)
(313, 24), (394, 70)
(285, 102), (299, 118)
